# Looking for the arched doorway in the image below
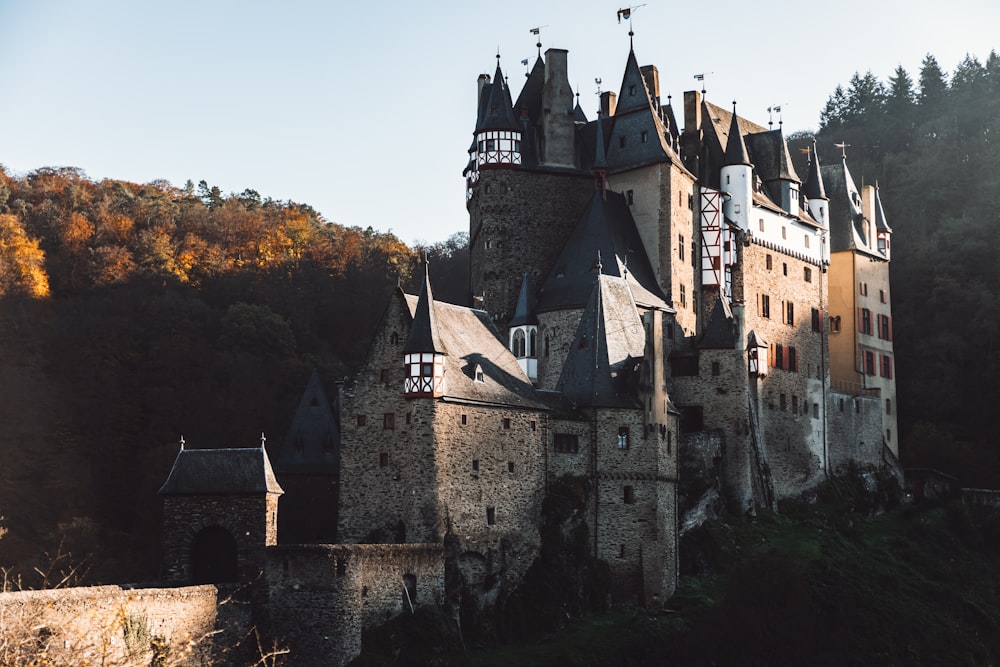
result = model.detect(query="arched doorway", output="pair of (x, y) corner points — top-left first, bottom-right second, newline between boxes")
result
(191, 525), (238, 584)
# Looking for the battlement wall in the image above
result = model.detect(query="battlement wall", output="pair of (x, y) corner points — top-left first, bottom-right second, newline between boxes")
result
(0, 584), (219, 665)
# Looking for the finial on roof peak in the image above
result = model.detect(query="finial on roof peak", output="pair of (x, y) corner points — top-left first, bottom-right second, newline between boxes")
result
(596, 250), (603, 273)
(179, 435), (185, 450)
(260, 432), (267, 449)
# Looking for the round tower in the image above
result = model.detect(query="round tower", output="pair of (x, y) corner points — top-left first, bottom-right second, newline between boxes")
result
(720, 103), (753, 233)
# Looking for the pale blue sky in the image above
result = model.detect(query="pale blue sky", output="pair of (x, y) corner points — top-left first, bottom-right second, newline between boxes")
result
(1, 1), (997, 244)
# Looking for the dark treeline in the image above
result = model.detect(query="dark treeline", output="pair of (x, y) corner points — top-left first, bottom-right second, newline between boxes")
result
(806, 51), (1000, 486)
(0, 167), (468, 580)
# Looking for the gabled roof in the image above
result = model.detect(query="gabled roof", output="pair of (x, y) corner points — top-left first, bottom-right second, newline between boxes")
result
(699, 296), (737, 350)
(403, 296), (544, 409)
(557, 274), (645, 409)
(476, 62), (519, 133)
(701, 100), (768, 186)
(513, 56), (545, 122)
(159, 446), (284, 496)
(574, 98), (589, 124)
(509, 272), (537, 327)
(537, 189), (671, 313)
(403, 265), (446, 355)
(274, 369), (339, 475)
(744, 129), (799, 183)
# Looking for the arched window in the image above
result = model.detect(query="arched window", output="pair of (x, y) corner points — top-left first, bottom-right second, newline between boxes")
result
(512, 329), (526, 358)
(528, 329), (537, 357)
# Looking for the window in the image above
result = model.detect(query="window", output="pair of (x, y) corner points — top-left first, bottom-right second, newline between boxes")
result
(759, 219), (765, 232)
(486, 507), (496, 525)
(641, 130), (648, 143)
(553, 433), (579, 453)
(839, 398), (845, 412)
(831, 316), (842, 333)
(670, 355), (699, 376)
(512, 329), (526, 357)
(887, 429), (892, 442)
(773, 343), (783, 369)
(766, 254), (772, 270)
(508, 461), (515, 474)
(475, 365), (486, 382)
(878, 314), (892, 341)
(780, 394), (787, 411)
(864, 350), (876, 375)
(617, 427), (630, 449)
(503, 417), (511, 430)
(692, 241), (697, 268)
(711, 361), (720, 377)
(530, 420), (537, 431)
(679, 236), (685, 260)
(804, 234), (810, 248)
(782, 226), (787, 239)
(624, 485), (635, 504)
(619, 544), (626, 558)
(626, 190), (634, 205)
(785, 301), (795, 326)
(383, 413), (395, 430)
(461, 414), (468, 425)
(472, 459), (479, 472)
(860, 308), (872, 335)
(813, 403), (820, 418)
(379, 368), (390, 383)
(880, 354), (893, 379)
(804, 267), (812, 283)
(788, 346), (798, 372)
(356, 415), (367, 426)
(886, 398), (892, 414)
(859, 282), (868, 296)
(760, 294), (770, 319)
(791, 395), (798, 413)
(811, 308), (822, 332)
(379, 452), (388, 467)
(782, 262), (788, 276)
(679, 284), (687, 308)
(880, 289), (887, 303)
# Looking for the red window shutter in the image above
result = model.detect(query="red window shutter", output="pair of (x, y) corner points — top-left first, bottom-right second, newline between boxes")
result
(887, 317), (893, 341)
(857, 308), (863, 332)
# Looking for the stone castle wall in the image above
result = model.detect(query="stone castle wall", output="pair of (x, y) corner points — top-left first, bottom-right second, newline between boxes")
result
(0, 584), (219, 665)
(827, 390), (883, 472)
(266, 543), (444, 667)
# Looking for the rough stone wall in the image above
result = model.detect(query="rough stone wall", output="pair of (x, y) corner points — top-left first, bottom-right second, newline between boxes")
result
(162, 494), (277, 583)
(469, 168), (593, 323)
(266, 543), (445, 667)
(338, 292), (441, 544)
(827, 390), (883, 472)
(592, 407), (677, 605)
(546, 416), (592, 480)
(735, 240), (828, 498)
(0, 584), (219, 665)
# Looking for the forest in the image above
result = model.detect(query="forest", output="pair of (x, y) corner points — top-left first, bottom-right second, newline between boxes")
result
(0, 48), (997, 584)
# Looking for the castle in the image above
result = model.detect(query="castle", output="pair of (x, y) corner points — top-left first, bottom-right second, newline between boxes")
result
(154, 35), (899, 665)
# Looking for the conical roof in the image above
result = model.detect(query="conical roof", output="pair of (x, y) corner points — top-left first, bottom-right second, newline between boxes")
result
(476, 61), (519, 132)
(802, 139), (827, 200)
(509, 272), (537, 326)
(874, 183), (892, 233)
(402, 265), (446, 355)
(722, 104), (752, 167)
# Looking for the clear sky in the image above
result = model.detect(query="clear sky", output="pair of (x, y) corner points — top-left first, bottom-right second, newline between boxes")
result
(1, 1), (997, 245)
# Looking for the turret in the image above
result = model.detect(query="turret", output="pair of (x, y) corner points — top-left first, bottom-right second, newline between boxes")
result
(473, 58), (522, 171)
(508, 273), (538, 382)
(720, 103), (753, 231)
(803, 139), (828, 227)
(873, 182), (892, 260)
(403, 266), (446, 398)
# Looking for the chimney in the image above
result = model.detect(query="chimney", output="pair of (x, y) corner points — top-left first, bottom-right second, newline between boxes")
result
(541, 48), (575, 167)
(640, 65), (660, 104)
(600, 91), (617, 117)
(683, 90), (701, 135)
(680, 90), (703, 175)
(477, 73), (491, 106)
(861, 185), (876, 223)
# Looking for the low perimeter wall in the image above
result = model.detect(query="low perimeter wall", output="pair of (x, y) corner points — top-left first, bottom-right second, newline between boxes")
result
(0, 584), (219, 665)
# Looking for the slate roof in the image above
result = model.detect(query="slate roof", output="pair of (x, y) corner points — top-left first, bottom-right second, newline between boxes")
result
(403, 266), (446, 355)
(509, 272), (537, 327)
(722, 105), (752, 167)
(557, 274), (645, 409)
(874, 184), (892, 233)
(698, 296), (737, 350)
(821, 158), (881, 257)
(403, 296), (545, 409)
(537, 189), (671, 313)
(274, 369), (339, 475)
(475, 62), (519, 133)
(744, 130), (800, 183)
(159, 446), (284, 496)
(802, 140), (827, 200)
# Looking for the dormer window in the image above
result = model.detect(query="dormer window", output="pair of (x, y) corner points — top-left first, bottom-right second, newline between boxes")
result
(475, 365), (485, 383)
(629, 84), (636, 96)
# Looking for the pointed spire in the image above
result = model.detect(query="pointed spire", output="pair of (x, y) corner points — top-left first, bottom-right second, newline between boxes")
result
(593, 112), (608, 194)
(509, 272), (537, 326)
(475, 56), (519, 132)
(403, 263), (446, 355)
(874, 182), (892, 233)
(803, 139), (827, 200)
(722, 102), (752, 167)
